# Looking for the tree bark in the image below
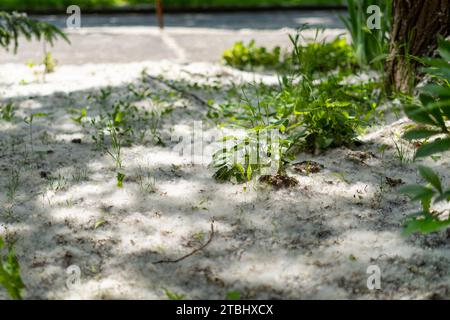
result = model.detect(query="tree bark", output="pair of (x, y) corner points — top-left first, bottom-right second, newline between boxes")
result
(385, 0), (450, 94)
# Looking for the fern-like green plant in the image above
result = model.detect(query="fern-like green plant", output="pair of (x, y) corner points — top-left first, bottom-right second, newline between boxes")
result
(0, 11), (69, 53)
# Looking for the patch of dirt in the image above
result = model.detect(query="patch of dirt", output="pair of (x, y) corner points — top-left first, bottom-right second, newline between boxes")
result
(346, 150), (377, 165)
(292, 161), (324, 175)
(259, 174), (299, 189)
(385, 176), (404, 188)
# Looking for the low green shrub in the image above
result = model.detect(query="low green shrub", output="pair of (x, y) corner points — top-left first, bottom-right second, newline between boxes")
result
(211, 74), (380, 183)
(288, 35), (356, 76)
(222, 35), (356, 75)
(222, 40), (283, 70)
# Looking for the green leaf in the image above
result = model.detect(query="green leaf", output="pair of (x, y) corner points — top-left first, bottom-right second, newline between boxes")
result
(226, 291), (241, 300)
(415, 138), (450, 158)
(114, 112), (124, 124)
(435, 189), (450, 203)
(163, 288), (185, 300)
(404, 104), (437, 126)
(422, 198), (432, 213)
(117, 172), (125, 188)
(399, 185), (434, 201)
(32, 112), (49, 118)
(437, 37), (450, 61)
(418, 166), (442, 193)
(424, 100), (450, 120)
(220, 136), (239, 142)
(402, 128), (441, 140)
(0, 240), (25, 300)
(420, 84), (450, 99)
(235, 163), (245, 178)
(94, 219), (106, 230)
(403, 213), (450, 236)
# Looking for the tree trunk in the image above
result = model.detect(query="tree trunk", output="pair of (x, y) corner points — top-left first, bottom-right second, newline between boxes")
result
(385, 0), (450, 94)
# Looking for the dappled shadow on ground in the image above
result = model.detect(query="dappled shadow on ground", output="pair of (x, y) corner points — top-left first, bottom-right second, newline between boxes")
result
(0, 68), (449, 300)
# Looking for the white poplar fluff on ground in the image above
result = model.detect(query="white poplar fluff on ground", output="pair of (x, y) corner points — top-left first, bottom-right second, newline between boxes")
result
(0, 60), (449, 299)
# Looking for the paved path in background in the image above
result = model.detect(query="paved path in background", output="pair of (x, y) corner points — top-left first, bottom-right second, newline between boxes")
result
(0, 11), (345, 65)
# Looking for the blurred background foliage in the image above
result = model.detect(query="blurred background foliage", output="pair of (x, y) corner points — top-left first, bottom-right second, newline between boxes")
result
(0, 0), (344, 11)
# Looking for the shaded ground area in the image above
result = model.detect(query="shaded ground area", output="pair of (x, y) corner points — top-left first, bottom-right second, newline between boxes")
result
(1, 10), (449, 300)
(0, 11), (345, 64)
(0, 61), (449, 299)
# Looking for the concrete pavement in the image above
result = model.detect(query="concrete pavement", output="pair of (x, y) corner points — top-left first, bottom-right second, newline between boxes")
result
(0, 11), (346, 65)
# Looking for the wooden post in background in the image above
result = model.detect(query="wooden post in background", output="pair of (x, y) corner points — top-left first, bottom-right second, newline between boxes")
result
(156, 0), (164, 29)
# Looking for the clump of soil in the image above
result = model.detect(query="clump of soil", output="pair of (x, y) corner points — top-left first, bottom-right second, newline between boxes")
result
(385, 176), (404, 187)
(292, 161), (324, 175)
(346, 150), (377, 164)
(259, 174), (298, 189)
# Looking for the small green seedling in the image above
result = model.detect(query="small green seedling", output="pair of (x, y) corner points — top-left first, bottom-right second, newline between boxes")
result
(6, 169), (19, 203)
(70, 108), (87, 125)
(331, 172), (350, 184)
(0, 237), (25, 300)
(94, 219), (106, 230)
(43, 51), (56, 74)
(24, 112), (49, 152)
(109, 127), (123, 169)
(163, 288), (185, 300)
(392, 136), (413, 166)
(0, 103), (15, 121)
(117, 172), (125, 188)
(136, 168), (156, 194)
(71, 167), (88, 183)
(226, 291), (241, 300)
(48, 173), (68, 192)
